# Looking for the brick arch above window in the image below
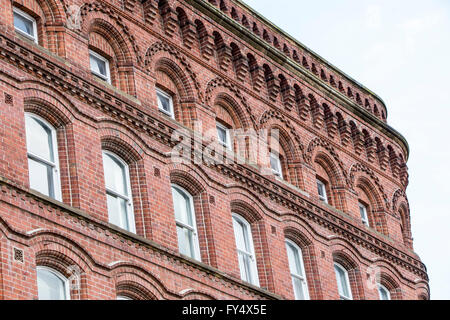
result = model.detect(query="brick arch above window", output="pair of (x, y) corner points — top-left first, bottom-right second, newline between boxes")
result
(331, 249), (365, 300)
(111, 263), (168, 300)
(145, 41), (203, 102)
(205, 77), (257, 130)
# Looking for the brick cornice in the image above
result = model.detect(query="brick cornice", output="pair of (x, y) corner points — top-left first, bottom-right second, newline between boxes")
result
(188, 0), (409, 160)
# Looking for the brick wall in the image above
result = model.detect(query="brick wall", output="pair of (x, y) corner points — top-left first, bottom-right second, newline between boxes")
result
(0, 0), (428, 300)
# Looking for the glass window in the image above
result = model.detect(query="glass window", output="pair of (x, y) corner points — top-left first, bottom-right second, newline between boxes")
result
(334, 263), (353, 300)
(216, 122), (231, 149)
(25, 113), (61, 200)
(89, 50), (111, 83)
(171, 185), (201, 261)
(232, 214), (259, 286)
(270, 152), (283, 179)
(359, 202), (369, 226)
(36, 267), (69, 300)
(156, 88), (174, 118)
(117, 295), (133, 300)
(285, 240), (309, 300)
(13, 7), (37, 42)
(317, 179), (328, 203)
(378, 284), (391, 300)
(102, 151), (135, 233)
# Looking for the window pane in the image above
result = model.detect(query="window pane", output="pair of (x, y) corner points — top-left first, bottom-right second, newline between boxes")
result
(90, 54), (107, 77)
(217, 125), (227, 145)
(237, 251), (253, 283)
(37, 268), (67, 300)
(292, 277), (306, 300)
(233, 218), (248, 252)
(103, 153), (127, 195)
(14, 12), (34, 37)
(157, 92), (171, 113)
(107, 194), (129, 231)
(25, 115), (54, 162)
(270, 153), (281, 175)
(334, 265), (350, 298)
(378, 286), (390, 300)
(172, 187), (193, 226)
(28, 158), (53, 197)
(177, 225), (195, 258)
(286, 243), (302, 276)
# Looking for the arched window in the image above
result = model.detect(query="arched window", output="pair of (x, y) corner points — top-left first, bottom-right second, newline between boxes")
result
(25, 113), (61, 200)
(117, 295), (133, 300)
(270, 152), (283, 179)
(216, 121), (232, 150)
(285, 239), (309, 300)
(334, 263), (353, 300)
(156, 87), (175, 119)
(89, 50), (111, 84)
(232, 214), (259, 286)
(358, 201), (369, 226)
(36, 266), (70, 300)
(316, 178), (328, 203)
(102, 151), (135, 233)
(171, 185), (201, 261)
(13, 7), (38, 43)
(378, 284), (391, 300)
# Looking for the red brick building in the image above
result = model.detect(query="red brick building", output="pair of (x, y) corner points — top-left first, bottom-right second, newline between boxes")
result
(0, 0), (429, 300)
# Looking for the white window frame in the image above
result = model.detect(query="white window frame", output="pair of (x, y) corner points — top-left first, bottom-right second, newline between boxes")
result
(36, 266), (71, 300)
(232, 213), (259, 287)
(334, 262), (353, 300)
(359, 202), (369, 226)
(285, 239), (309, 300)
(13, 7), (38, 43)
(156, 88), (175, 119)
(317, 179), (328, 203)
(102, 150), (136, 233)
(89, 49), (111, 84)
(171, 184), (201, 261)
(117, 295), (133, 300)
(25, 113), (62, 201)
(216, 122), (232, 150)
(270, 152), (283, 179)
(378, 284), (391, 300)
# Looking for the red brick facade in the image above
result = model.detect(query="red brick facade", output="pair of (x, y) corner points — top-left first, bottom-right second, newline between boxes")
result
(0, 0), (429, 300)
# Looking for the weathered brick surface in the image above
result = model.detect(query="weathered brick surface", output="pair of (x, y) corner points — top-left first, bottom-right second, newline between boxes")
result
(0, 0), (428, 300)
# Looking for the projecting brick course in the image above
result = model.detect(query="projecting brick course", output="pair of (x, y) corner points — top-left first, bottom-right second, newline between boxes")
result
(0, 0), (428, 300)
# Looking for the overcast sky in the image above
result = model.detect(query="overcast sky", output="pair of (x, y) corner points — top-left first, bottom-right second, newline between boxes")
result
(243, 0), (450, 299)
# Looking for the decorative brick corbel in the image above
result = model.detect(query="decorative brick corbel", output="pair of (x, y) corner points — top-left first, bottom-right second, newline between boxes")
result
(233, 55), (249, 82)
(365, 141), (377, 164)
(297, 97), (310, 121)
(325, 113), (338, 139)
(281, 86), (295, 111)
(217, 44), (232, 71)
(200, 35), (215, 61)
(142, 0), (158, 25)
(124, 0), (137, 13)
(352, 131), (364, 156)
(249, 66), (264, 92)
(339, 124), (351, 147)
(181, 21), (197, 49)
(266, 76), (280, 102)
(312, 104), (324, 130)
(162, 8), (178, 37)
(377, 147), (389, 170)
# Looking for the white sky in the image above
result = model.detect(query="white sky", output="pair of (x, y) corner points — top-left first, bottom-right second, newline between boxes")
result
(243, 0), (450, 299)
